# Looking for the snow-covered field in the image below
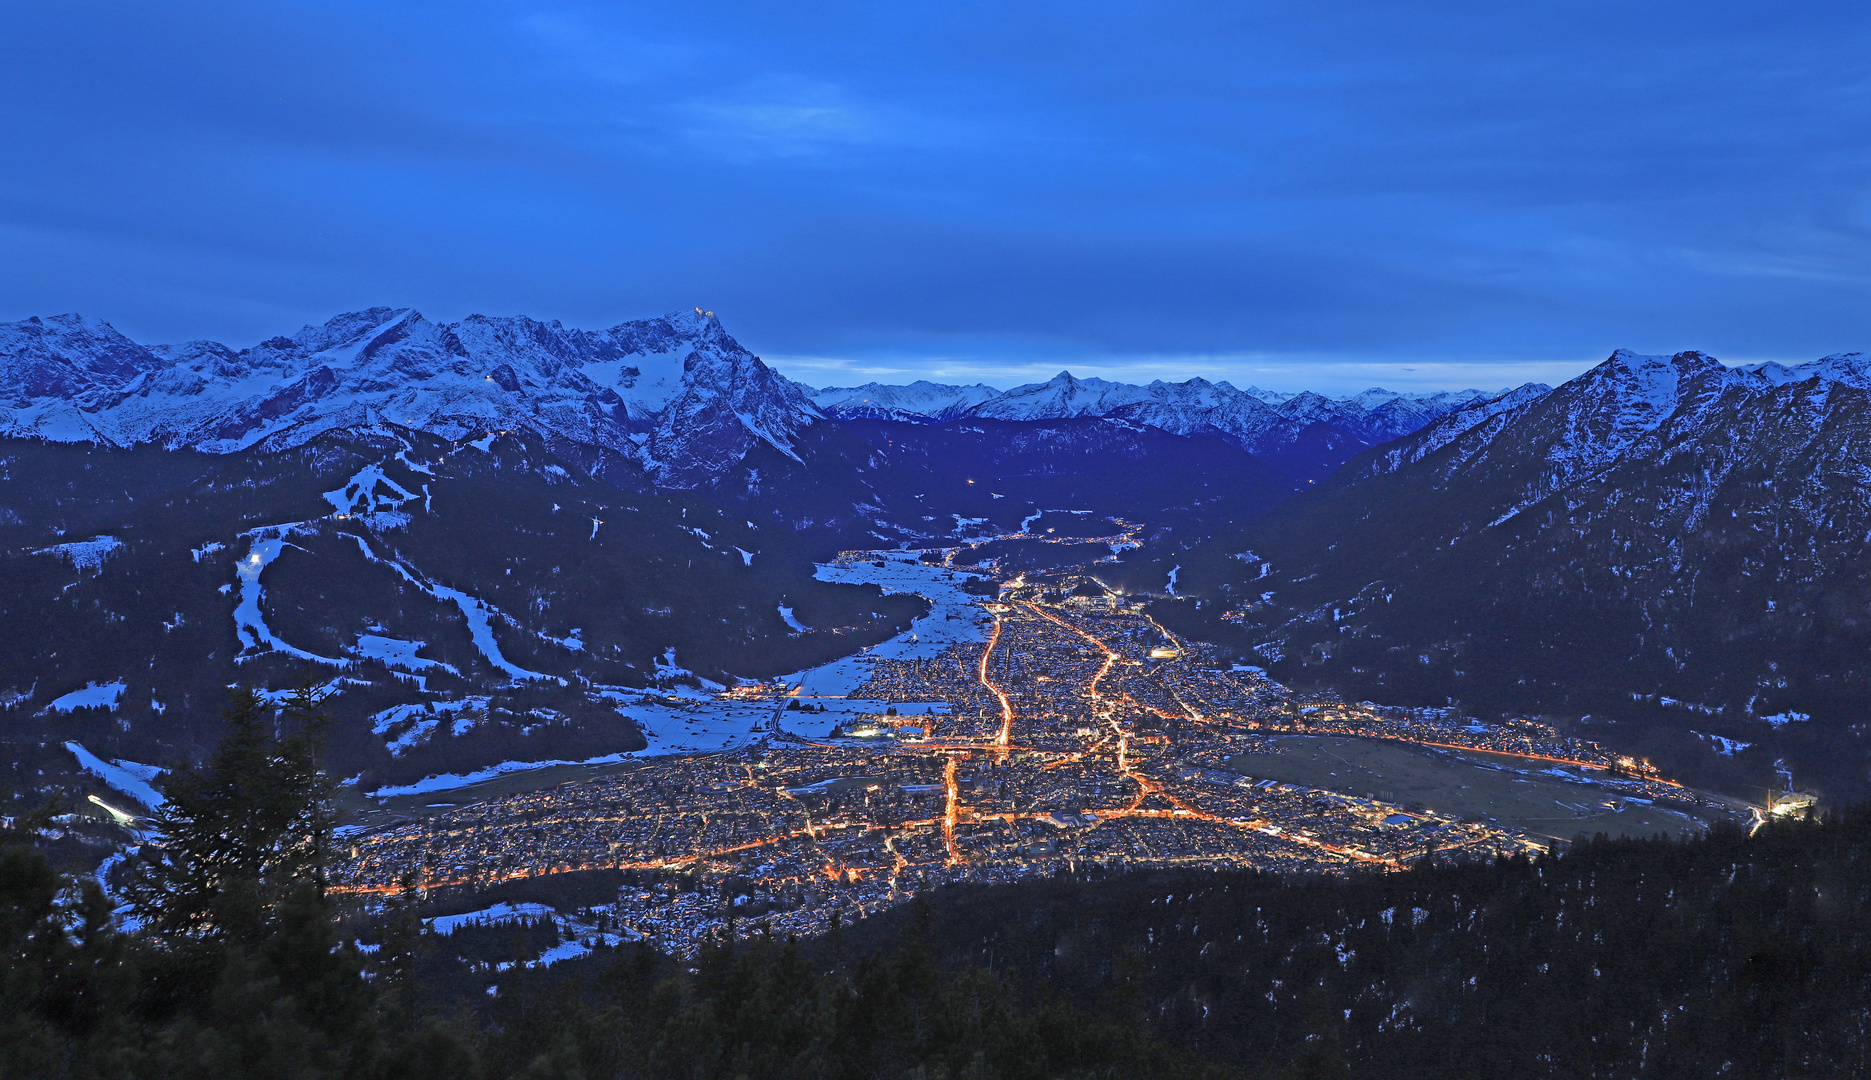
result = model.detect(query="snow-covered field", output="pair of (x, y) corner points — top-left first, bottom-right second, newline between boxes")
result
(366, 550), (995, 797)
(575, 552), (992, 758)
(65, 742), (166, 809)
(352, 634), (458, 676)
(426, 901), (639, 976)
(45, 680), (127, 713)
(784, 554), (994, 700)
(601, 684), (778, 757)
(35, 535), (125, 572)
(427, 902), (555, 935)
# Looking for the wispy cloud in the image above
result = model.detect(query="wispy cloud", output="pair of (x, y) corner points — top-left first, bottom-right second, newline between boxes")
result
(517, 12), (705, 86)
(679, 82), (883, 159)
(2, 2), (1866, 373)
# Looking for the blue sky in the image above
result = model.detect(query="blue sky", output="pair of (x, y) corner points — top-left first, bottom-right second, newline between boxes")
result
(2, 2), (1867, 394)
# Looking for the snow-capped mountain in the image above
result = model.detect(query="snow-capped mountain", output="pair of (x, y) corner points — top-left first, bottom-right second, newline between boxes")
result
(969, 371), (1178, 420)
(1180, 347), (1871, 800)
(1352, 347), (1871, 497)
(804, 369), (1524, 478)
(0, 307), (817, 488)
(973, 372), (1522, 476)
(805, 381), (1001, 423)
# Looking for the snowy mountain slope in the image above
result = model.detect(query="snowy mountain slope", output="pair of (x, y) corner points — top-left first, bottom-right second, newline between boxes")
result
(1353, 388), (1501, 443)
(1367, 382), (1557, 475)
(1738, 351), (1871, 390)
(0, 307), (818, 488)
(969, 371), (1167, 420)
(1168, 347), (1871, 801)
(0, 315), (168, 442)
(806, 381), (1001, 423)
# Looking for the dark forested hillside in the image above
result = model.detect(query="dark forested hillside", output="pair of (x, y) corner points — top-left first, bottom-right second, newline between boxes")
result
(0, 429), (931, 798)
(836, 813), (1871, 1079)
(728, 416), (1300, 549)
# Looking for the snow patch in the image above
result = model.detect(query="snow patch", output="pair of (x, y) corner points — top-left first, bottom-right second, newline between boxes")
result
(323, 463), (417, 516)
(65, 741), (165, 809)
(35, 536), (124, 571)
(427, 903), (555, 935)
(44, 681), (126, 713)
(653, 647), (692, 679)
(371, 699), (488, 752)
(386, 719), (440, 755)
(233, 523), (352, 668)
(351, 634), (459, 676)
(1693, 731), (1753, 756)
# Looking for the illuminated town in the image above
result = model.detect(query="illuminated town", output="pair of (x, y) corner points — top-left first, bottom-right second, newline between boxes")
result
(334, 540), (1746, 955)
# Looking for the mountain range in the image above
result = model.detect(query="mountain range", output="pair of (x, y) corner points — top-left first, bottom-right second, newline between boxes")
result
(0, 307), (814, 488)
(806, 374), (1522, 479)
(2, 308), (1519, 485)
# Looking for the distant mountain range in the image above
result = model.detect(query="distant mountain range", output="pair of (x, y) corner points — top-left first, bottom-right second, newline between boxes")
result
(805, 375), (1525, 479)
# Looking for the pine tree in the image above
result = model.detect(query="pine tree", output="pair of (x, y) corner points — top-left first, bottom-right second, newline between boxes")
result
(376, 871), (426, 1022)
(125, 680), (336, 943)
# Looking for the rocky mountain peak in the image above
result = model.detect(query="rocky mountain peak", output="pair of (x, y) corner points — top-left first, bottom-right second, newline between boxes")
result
(805, 380), (1002, 424)
(0, 307), (814, 487)
(0, 314), (162, 410)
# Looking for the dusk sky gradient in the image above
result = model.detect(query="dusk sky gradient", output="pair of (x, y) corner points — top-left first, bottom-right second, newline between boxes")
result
(3, 2), (1868, 393)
